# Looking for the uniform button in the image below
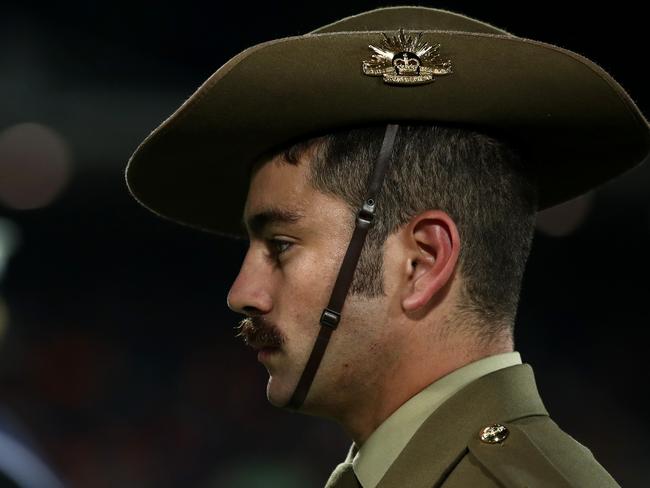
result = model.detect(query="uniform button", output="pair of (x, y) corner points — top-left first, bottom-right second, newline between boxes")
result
(479, 423), (509, 444)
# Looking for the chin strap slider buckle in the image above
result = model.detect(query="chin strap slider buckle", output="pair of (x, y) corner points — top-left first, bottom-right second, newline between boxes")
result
(320, 308), (341, 329)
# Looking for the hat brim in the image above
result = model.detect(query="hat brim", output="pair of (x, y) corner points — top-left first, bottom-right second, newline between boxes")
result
(125, 30), (650, 238)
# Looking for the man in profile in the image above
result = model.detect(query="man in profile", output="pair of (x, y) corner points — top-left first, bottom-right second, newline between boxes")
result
(126, 6), (649, 487)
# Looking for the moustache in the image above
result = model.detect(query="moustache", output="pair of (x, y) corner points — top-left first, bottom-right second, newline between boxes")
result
(235, 316), (285, 350)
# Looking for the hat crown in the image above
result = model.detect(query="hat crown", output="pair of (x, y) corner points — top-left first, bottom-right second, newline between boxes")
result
(310, 6), (514, 36)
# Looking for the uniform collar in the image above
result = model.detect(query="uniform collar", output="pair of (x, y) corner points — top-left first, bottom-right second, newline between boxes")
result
(374, 361), (547, 488)
(352, 351), (523, 488)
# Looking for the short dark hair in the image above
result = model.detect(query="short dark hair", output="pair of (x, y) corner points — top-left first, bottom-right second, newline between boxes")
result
(279, 124), (538, 337)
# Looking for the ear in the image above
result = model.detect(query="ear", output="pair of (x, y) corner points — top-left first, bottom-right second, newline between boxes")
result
(401, 210), (460, 312)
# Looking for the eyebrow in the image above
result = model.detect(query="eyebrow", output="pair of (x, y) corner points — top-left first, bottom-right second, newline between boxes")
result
(242, 207), (305, 238)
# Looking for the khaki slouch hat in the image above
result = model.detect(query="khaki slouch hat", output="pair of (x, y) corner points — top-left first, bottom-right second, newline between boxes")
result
(125, 6), (650, 237)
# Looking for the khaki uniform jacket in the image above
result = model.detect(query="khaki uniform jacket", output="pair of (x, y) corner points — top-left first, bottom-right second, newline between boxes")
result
(326, 364), (619, 488)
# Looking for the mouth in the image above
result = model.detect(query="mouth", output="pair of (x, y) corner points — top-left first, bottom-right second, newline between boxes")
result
(236, 316), (285, 363)
(256, 345), (281, 362)
(248, 340), (282, 352)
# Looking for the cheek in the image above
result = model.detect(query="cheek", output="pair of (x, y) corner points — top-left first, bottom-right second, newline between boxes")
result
(274, 246), (343, 336)
(339, 299), (396, 364)
(283, 243), (342, 300)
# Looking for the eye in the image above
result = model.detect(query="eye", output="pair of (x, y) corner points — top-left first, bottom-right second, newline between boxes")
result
(267, 238), (293, 257)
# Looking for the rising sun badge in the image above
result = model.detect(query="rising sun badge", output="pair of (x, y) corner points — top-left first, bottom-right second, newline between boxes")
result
(362, 29), (453, 85)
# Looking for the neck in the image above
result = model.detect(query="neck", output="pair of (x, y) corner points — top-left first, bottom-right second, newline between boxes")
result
(337, 333), (513, 446)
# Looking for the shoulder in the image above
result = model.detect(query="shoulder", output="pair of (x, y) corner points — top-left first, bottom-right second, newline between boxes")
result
(443, 416), (620, 488)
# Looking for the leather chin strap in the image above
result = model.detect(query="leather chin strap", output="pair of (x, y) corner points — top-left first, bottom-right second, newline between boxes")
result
(286, 124), (400, 410)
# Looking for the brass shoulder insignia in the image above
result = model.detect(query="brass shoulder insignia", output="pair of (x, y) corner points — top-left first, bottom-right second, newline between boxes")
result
(479, 423), (509, 444)
(362, 29), (453, 86)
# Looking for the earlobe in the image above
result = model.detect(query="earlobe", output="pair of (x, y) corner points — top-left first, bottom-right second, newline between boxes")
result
(401, 211), (460, 312)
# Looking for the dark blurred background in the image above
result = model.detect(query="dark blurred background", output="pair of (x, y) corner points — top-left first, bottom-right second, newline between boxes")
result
(0, 1), (648, 487)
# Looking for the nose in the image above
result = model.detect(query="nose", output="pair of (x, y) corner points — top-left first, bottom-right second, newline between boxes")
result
(226, 249), (273, 316)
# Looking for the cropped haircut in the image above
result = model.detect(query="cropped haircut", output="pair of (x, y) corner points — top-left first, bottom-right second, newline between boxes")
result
(277, 124), (538, 337)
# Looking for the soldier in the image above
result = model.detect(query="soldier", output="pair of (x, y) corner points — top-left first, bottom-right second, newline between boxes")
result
(125, 6), (649, 487)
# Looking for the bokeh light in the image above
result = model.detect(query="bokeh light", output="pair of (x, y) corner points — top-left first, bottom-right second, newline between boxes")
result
(0, 123), (72, 210)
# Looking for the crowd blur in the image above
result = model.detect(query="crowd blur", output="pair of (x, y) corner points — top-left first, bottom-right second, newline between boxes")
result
(1, 1), (648, 487)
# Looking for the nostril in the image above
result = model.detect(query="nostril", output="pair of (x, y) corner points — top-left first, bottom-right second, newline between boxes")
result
(243, 306), (261, 315)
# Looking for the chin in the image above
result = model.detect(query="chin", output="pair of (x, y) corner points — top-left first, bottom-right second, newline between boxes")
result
(265, 376), (332, 417)
(265, 375), (293, 408)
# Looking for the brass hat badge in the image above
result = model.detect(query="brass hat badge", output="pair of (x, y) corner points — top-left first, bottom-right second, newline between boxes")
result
(362, 29), (453, 85)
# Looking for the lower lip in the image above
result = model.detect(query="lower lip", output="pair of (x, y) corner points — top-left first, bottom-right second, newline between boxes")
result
(257, 347), (280, 361)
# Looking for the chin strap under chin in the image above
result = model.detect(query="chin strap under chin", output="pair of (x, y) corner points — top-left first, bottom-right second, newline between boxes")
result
(286, 124), (399, 410)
